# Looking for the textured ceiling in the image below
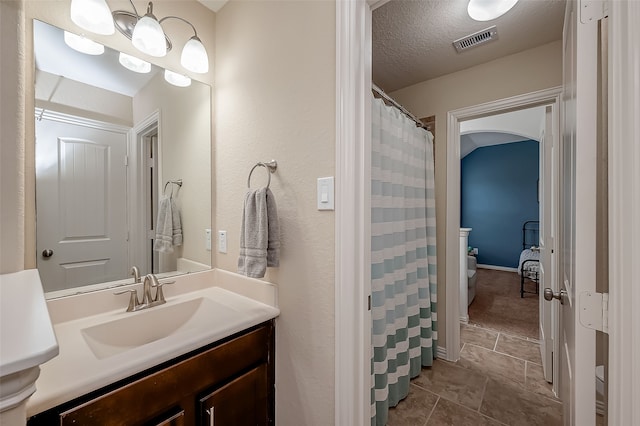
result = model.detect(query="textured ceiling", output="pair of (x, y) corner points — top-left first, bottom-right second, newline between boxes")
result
(373, 0), (566, 92)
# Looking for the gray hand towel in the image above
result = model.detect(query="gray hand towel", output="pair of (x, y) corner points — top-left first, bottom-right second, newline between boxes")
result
(238, 187), (280, 278)
(154, 196), (182, 253)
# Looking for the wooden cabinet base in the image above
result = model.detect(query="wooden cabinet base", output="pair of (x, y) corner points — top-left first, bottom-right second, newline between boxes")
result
(28, 321), (275, 426)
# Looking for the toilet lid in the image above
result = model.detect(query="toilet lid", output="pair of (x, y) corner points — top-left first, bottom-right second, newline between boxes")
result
(596, 365), (605, 381)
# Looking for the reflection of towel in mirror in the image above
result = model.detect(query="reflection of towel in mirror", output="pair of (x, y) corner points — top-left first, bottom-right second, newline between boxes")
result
(238, 187), (280, 278)
(154, 197), (183, 253)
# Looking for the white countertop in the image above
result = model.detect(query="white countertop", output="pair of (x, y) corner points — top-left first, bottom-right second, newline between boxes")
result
(26, 270), (279, 417)
(0, 270), (59, 378)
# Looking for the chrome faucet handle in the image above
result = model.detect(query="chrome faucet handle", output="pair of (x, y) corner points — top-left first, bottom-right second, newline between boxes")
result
(142, 274), (160, 305)
(114, 288), (140, 312)
(153, 280), (175, 304)
(130, 266), (141, 283)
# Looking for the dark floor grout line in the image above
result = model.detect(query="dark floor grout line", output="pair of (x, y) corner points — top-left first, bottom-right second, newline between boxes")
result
(464, 341), (531, 364)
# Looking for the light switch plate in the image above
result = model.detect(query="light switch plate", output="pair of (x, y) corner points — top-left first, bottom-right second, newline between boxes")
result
(317, 177), (334, 210)
(205, 229), (212, 251)
(218, 230), (227, 253)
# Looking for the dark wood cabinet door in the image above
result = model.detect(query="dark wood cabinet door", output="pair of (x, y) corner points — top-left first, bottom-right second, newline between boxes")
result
(199, 364), (269, 426)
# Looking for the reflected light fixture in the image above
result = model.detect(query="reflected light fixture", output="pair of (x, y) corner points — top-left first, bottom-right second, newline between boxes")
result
(64, 31), (105, 55)
(164, 69), (191, 87)
(119, 52), (151, 73)
(467, 0), (519, 21)
(70, 0), (115, 35)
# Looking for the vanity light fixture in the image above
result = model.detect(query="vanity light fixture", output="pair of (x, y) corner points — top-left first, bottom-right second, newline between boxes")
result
(64, 31), (105, 55)
(71, 0), (210, 74)
(467, 0), (519, 21)
(164, 69), (191, 87)
(119, 52), (151, 73)
(113, 0), (209, 74)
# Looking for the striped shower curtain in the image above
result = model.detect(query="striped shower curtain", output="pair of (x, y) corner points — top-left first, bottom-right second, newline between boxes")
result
(370, 97), (437, 426)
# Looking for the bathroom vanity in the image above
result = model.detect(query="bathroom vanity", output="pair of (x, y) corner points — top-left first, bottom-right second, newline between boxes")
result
(28, 321), (275, 425)
(25, 270), (279, 426)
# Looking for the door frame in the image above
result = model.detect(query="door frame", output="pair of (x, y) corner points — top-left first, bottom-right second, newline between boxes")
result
(444, 88), (562, 366)
(607, 1), (640, 425)
(129, 111), (161, 276)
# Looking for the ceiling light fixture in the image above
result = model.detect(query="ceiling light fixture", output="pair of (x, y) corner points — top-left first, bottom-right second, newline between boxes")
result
(118, 52), (151, 73)
(164, 69), (191, 87)
(64, 31), (105, 55)
(467, 0), (519, 21)
(70, 0), (209, 73)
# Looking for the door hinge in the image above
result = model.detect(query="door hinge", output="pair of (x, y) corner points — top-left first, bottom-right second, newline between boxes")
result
(579, 291), (609, 333)
(368, 295), (371, 311)
(579, 0), (607, 24)
(124, 155), (129, 166)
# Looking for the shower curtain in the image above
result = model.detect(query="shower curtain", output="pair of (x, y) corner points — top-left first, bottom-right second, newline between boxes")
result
(370, 97), (437, 426)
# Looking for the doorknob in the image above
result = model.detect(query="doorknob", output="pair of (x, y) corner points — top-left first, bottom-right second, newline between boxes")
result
(42, 249), (54, 258)
(544, 288), (567, 304)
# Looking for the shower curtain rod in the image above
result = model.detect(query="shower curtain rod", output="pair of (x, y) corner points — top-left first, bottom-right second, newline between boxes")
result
(372, 83), (427, 130)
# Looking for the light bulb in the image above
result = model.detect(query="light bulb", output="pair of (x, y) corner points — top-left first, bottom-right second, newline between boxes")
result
(119, 52), (151, 73)
(64, 31), (105, 55)
(467, 0), (519, 21)
(164, 70), (191, 87)
(181, 36), (209, 74)
(132, 3), (167, 57)
(70, 0), (115, 35)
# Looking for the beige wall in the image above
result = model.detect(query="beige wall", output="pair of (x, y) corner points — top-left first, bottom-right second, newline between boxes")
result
(214, 1), (336, 424)
(391, 40), (563, 345)
(134, 72), (212, 269)
(0, 0), (27, 274)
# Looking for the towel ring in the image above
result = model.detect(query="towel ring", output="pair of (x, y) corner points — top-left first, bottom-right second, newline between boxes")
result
(247, 160), (278, 188)
(163, 179), (183, 198)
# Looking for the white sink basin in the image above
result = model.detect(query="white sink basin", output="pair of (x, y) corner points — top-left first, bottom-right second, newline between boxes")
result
(81, 297), (237, 359)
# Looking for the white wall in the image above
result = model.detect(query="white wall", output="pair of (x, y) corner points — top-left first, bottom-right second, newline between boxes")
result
(214, 1), (336, 424)
(35, 69), (133, 126)
(134, 72), (212, 269)
(391, 40), (563, 345)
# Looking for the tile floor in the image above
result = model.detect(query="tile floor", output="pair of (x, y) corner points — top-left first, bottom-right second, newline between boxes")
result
(386, 324), (563, 425)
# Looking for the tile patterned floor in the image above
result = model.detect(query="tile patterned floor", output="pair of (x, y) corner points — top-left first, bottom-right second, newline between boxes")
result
(386, 324), (563, 425)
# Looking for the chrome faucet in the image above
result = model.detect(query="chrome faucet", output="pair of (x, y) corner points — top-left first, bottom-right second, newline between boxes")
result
(131, 266), (141, 284)
(114, 273), (174, 312)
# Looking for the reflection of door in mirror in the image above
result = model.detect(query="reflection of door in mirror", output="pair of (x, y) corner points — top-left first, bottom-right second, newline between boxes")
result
(36, 113), (129, 292)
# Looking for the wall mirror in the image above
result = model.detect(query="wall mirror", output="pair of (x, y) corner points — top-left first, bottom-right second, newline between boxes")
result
(33, 20), (212, 298)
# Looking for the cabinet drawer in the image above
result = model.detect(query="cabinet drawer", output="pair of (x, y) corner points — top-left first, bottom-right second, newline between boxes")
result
(57, 325), (271, 425)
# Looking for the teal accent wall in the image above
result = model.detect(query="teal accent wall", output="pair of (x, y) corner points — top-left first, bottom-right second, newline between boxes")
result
(461, 140), (539, 268)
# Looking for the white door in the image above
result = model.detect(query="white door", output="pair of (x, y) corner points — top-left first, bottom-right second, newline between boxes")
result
(36, 116), (129, 292)
(539, 105), (557, 383)
(553, 1), (599, 424)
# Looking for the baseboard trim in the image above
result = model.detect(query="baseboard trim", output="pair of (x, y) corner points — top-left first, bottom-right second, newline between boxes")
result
(437, 346), (447, 360)
(477, 264), (518, 273)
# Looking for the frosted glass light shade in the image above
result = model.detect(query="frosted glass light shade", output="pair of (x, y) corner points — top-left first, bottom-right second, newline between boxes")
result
(70, 0), (115, 35)
(164, 70), (191, 87)
(119, 52), (151, 73)
(467, 0), (519, 21)
(132, 14), (167, 57)
(64, 31), (105, 55)
(181, 36), (209, 74)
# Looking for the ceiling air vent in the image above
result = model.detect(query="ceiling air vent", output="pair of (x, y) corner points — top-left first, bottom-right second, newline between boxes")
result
(453, 26), (499, 53)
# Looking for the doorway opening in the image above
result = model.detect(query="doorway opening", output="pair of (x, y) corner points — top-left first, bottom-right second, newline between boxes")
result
(445, 88), (562, 396)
